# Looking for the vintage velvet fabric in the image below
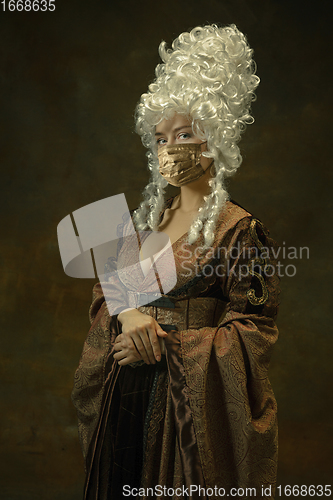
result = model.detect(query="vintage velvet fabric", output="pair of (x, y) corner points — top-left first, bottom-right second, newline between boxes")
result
(71, 199), (280, 499)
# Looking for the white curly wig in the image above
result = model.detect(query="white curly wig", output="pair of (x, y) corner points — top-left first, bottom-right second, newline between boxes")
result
(133, 23), (259, 246)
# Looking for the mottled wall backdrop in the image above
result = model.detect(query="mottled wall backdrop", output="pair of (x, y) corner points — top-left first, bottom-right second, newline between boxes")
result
(0, 0), (331, 498)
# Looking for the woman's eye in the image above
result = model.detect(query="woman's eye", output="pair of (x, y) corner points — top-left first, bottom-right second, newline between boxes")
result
(178, 133), (191, 140)
(157, 138), (167, 146)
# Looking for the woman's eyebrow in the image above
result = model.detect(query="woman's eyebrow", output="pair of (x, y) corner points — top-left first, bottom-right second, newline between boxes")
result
(155, 125), (192, 136)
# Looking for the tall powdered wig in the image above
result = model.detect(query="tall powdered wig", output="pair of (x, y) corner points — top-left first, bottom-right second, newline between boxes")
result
(134, 24), (259, 246)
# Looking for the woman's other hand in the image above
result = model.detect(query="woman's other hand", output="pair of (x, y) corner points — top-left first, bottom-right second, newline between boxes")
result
(114, 309), (167, 366)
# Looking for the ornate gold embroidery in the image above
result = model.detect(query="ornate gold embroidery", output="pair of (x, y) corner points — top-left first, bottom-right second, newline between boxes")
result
(246, 219), (269, 306)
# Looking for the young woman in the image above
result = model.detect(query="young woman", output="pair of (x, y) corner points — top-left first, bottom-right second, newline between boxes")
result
(72, 24), (280, 500)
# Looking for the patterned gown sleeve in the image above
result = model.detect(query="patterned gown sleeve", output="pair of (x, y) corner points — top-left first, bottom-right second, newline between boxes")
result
(71, 218), (131, 462)
(180, 216), (280, 498)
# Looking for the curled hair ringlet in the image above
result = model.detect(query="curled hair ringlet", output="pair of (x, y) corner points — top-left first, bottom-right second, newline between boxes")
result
(133, 23), (259, 246)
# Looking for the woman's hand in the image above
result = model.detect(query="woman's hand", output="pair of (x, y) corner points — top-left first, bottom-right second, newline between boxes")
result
(113, 309), (168, 366)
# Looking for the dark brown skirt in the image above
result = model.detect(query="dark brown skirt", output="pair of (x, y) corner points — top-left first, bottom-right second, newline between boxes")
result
(84, 358), (167, 499)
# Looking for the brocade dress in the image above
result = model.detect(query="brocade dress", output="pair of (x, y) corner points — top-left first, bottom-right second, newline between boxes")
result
(72, 198), (280, 500)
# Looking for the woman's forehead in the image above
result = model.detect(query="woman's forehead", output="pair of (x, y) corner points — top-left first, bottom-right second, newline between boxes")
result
(155, 114), (192, 134)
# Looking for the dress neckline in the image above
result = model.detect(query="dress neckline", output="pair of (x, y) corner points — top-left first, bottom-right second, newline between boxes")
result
(157, 195), (189, 248)
(140, 197), (187, 256)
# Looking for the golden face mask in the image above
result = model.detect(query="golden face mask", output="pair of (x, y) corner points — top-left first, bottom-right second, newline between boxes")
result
(158, 143), (207, 187)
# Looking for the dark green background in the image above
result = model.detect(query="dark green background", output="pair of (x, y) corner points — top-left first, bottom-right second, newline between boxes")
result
(1, 0), (332, 498)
